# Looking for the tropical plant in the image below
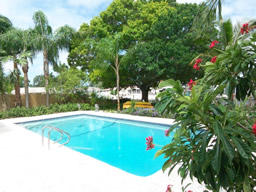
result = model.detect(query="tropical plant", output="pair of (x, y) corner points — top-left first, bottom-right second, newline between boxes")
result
(195, 20), (256, 101)
(0, 28), (24, 106)
(93, 34), (124, 111)
(0, 14), (12, 94)
(32, 74), (45, 87)
(155, 79), (256, 191)
(155, 22), (256, 192)
(32, 10), (75, 106)
(0, 14), (12, 34)
(48, 67), (87, 103)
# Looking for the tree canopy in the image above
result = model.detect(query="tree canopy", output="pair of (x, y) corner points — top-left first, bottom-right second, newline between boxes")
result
(69, 1), (217, 101)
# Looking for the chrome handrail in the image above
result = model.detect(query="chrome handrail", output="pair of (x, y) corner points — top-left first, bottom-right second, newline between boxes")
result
(42, 125), (71, 150)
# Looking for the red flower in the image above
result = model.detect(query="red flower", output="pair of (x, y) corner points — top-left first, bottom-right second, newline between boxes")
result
(196, 58), (202, 63)
(187, 79), (196, 90)
(193, 63), (200, 70)
(146, 136), (155, 150)
(252, 123), (256, 135)
(241, 23), (249, 34)
(209, 40), (219, 48)
(187, 191), (193, 192)
(165, 129), (170, 136)
(166, 184), (173, 192)
(211, 56), (217, 63)
(193, 58), (202, 70)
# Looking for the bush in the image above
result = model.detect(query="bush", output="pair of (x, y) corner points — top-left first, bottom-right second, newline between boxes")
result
(0, 103), (94, 119)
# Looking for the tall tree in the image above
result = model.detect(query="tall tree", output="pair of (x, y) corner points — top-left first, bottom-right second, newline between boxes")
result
(33, 10), (75, 106)
(0, 14), (12, 94)
(93, 34), (124, 111)
(32, 75), (45, 87)
(124, 3), (217, 101)
(0, 28), (24, 106)
(0, 14), (12, 34)
(18, 29), (36, 108)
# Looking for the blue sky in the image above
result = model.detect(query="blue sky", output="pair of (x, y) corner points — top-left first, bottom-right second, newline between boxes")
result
(0, 0), (256, 83)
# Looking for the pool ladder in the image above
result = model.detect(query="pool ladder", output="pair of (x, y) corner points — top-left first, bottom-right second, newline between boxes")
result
(42, 125), (71, 150)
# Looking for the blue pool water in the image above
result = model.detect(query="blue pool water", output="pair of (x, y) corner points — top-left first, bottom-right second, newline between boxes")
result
(18, 115), (172, 176)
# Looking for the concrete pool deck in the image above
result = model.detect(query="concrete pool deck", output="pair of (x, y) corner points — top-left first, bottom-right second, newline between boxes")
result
(0, 111), (207, 192)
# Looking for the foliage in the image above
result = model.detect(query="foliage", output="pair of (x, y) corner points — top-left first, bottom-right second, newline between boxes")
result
(32, 10), (75, 106)
(32, 75), (45, 87)
(202, 22), (256, 101)
(0, 14), (12, 34)
(69, 1), (217, 102)
(155, 22), (256, 192)
(48, 67), (87, 103)
(121, 107), (161, 117)
(0, 103), (93, 119)
(156, 79), (256, 191)
(123, 3), (217, 101)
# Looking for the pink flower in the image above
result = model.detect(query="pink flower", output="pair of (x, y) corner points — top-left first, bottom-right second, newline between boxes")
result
(166, 184), (173, 192)
(165, 129), (170, 136)
(146, 136), (155, 150)
(187, 191), (193, 192)
(252, 123), (256, 135)
(209, 40), (219, 48)
(241, 23), (249, 34)
(187, 79), (196, 90)
(211, 56), (217, 63)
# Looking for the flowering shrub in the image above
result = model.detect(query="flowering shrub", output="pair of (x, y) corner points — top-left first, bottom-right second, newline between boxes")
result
(121, 107), (162, 117)
(155, 21), (256, 191)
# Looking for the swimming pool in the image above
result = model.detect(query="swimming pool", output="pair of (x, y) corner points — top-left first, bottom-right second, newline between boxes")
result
(19, 115), (172, 177)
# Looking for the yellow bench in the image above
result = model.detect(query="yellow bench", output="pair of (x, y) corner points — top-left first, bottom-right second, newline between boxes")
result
(123, 101), (153, 109)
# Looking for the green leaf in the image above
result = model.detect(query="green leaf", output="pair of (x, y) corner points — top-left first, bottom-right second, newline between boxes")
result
(211, 144), (221, 173)
(243, 177), (252, 192)
(209, 104), (224, 116)
(199, 133), (208, 164)
(162, 159), (171, 172)
(154, 149), (164, 159)
(226, 168), (235, 182)
(231, 137), (250, 159)
(221, 135), (234, 161)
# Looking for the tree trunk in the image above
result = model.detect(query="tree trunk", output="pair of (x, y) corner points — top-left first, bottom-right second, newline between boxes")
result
(115, 55), (120, 111)
(43, 50), (49, 106)
(141, 86), (149, 102)
(13, 59), (22, 107)
(22, 64), (29, 108)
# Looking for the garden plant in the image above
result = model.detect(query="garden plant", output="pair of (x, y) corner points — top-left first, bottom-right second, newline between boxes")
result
(154, 21), (256, 191)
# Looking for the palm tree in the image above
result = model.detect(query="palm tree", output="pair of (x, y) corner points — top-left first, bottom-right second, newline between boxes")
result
(19, 29), (36, 108)
(0, 28), (24, 107)
(32, 10), (75, 106)
(0, 14), (12, 34)
(0, 14), (12, 94)
(193, 0), (227, 43)
(94, 34), (123, 111)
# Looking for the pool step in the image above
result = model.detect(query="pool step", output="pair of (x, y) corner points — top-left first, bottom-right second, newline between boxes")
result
(42, 125), (71, 150)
